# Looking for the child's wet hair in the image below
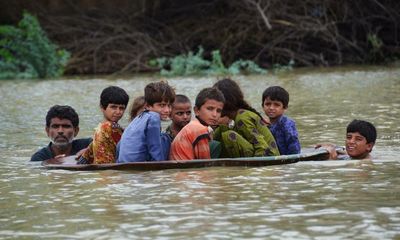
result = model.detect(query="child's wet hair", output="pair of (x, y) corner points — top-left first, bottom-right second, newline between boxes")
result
(100, 86), (129, 109)
(145, 81), (175, 106)
(347, 119), (377, 143)
(174, 94), (191, 106)
(262, 86), (289, 108)
(195, 87), (225, 108)
(129, 96), (145, 121)
(213, 78), (260, 117)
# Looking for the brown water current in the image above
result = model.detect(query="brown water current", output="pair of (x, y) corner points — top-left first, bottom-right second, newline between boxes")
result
(0, 66), (399, 239)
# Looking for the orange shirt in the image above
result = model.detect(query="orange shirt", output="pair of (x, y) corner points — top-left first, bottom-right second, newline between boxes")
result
(169, 119), (211, 160)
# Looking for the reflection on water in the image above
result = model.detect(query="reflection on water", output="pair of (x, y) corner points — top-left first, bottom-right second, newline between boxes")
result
(0, 66), (399, 239)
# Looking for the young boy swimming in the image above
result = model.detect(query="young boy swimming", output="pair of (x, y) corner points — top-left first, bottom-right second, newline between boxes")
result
(316, 119), (377, 160)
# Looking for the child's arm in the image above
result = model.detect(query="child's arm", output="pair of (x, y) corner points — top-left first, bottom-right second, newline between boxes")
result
(77, 143), (93, 164)
(315, 143), (339, 159)
(170, 136), (195, 160)
(146, 115), (166, 161)
(192, 134), (211, 159)
(284, 120), (301, 154)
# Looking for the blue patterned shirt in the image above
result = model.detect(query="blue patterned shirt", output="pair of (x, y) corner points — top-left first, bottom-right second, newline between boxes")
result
(269, 115), (301, 155)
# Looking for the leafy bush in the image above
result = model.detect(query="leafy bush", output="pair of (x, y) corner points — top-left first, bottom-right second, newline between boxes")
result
(0, 12), (70, 80)
(272, 59), (295, 74)
(149, 46), (267, 76)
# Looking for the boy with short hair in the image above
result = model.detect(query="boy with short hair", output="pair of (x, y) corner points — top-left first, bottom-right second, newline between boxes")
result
(31, 105), (92, 161)
(165, 94), (192, 139)
(169, 87), (225, 160)
(117, 81), (175, 162)
(316, 119), (377, 160)
(78, 86), (129, 164)
(262, 86), (301, 155)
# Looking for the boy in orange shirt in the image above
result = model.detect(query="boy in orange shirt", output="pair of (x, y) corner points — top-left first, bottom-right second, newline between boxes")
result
(169, 87), (225, 160)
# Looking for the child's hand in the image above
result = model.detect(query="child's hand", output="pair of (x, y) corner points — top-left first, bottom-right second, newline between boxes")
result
(218, 116), (231, 126)
(54, 154), (66, 160)
(261, 116), (270, 125)
(315, 143), (338, 160)
(75, 148), (88, 160)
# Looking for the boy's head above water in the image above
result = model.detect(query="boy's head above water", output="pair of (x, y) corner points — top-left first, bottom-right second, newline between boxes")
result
(144, 81), (176, 120)
(194, 87), (225, 127)
(346, 119), (377, 159)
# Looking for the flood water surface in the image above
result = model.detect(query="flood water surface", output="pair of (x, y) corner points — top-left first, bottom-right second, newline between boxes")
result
(0, 66), (399, 239)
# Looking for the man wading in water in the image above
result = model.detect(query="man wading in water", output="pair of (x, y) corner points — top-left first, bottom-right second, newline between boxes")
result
(30, 105), (92, 162)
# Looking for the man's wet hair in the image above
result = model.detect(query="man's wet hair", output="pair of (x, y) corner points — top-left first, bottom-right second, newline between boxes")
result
(46, 105), (79, 127)
(262, 86), (289, 108)
(100, 86), (129, 109)
(195, 87), (225, 108)
(145, 81), (175, 106)
(347, 119), (377, 144)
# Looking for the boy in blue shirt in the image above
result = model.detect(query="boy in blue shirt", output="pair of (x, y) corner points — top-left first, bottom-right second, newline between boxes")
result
(117, 81), (175, 162)
(262, 86), (301, 155)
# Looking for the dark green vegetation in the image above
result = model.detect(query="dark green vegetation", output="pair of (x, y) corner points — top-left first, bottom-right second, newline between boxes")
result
(0, 1), (399, 76)
(0, 12), (69, 80)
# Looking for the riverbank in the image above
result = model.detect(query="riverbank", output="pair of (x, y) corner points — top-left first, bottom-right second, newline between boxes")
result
(1, 1), (399, 75)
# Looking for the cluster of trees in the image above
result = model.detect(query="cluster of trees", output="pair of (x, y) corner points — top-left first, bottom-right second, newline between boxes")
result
(1, 0), (399, 76)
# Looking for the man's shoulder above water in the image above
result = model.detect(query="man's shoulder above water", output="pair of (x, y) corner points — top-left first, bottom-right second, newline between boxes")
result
(30, 138), (92, 162)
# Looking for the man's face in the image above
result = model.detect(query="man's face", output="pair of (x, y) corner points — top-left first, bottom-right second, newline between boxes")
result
(171, 102), (192, 129)
(345, 132), (373, 159)
(46, 118), (78, 147)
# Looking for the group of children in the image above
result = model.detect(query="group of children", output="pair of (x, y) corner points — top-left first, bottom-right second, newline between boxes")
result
(77, 78), (376, 164)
